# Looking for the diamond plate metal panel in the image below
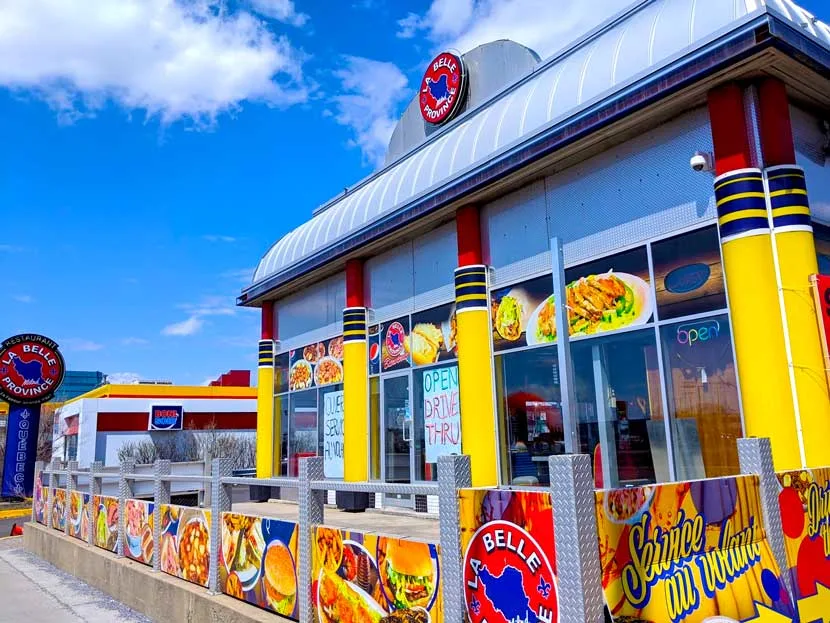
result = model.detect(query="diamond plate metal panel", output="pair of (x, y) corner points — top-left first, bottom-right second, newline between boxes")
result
(438, 455), (471, 623)
(118, 459), (136, 558)
(208, 458), (233, 594)
(549, 454), (604, 622)
(65, 461), (78, 538)
(298, 457), (325, 623)
(152, 460), (171, 572)
(737, 438), (794, 603)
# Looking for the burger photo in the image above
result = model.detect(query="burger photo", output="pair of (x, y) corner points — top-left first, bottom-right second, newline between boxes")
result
(382, 540), (435, 610)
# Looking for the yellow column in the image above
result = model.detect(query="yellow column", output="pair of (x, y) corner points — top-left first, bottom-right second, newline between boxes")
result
(766, 165), (830, 467)
(455, 264), (499, 486)
(343, 307), (368, 481)
(256, 339), (275, 478)
(715, 169), (802, 469)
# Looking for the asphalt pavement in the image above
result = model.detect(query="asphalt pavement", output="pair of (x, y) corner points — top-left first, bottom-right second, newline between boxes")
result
(0, 536), (152, 622)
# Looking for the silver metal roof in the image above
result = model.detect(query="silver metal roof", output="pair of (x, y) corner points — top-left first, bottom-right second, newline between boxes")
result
(253, 0), (829, 286)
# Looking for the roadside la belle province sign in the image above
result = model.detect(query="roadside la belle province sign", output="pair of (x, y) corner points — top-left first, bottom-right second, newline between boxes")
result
(0, 334), (65, 498)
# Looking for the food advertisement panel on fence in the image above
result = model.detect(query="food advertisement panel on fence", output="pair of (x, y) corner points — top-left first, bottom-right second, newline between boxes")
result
(67, 490), (90, 542)
(51, 488), (66, 531)
(596, 475), (795, 622)
(459, 489), (558, 623)
(490, 246), (653, 352)
(93, 495), (119, 552)
(288, 336), (344, 391)
(34, 473), (46, 525)
(776, 466), (830, 619)
(159, 504), (211, 588)
(219, 513), (299, 619)
(125, 499), (154, 566)
(313, 525), (443, 623)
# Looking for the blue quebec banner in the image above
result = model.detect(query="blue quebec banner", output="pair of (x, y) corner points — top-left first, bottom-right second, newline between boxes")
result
(2, 403), (42, 498)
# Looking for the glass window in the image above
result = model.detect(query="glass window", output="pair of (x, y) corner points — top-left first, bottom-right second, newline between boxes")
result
(275, 353), (289, 394)
(370, 377), (381, 480)
(496, 346), (590, 486)
(288, 389), (318, 477)
(574, 329), (667, 488)
(495, 329), (668, 488)
(814, 223), (830, 275)
(413, 363), (459, 482)
(651, 226), (726, 320)
(660, 314), (741, 480)
(275, 393), (288, 476)
(319, 384), (344, 479)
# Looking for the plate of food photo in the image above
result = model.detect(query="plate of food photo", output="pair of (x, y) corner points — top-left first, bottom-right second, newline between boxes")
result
(177, 514), (211, 586)
(289, 359), (314, 390)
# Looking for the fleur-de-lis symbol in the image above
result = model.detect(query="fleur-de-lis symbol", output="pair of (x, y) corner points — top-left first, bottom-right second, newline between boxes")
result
(470, 595), (480, 615)
(537, 575), (551, 599)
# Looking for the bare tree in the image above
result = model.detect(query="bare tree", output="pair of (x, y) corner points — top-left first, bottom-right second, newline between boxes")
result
(37, 404), (57, 462)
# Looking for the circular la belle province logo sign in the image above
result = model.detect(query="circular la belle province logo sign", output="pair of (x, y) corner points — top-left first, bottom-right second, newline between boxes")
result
(420, 51), (466, 125)
(0, 334), (65, 404)
(464, 520), (559, 623)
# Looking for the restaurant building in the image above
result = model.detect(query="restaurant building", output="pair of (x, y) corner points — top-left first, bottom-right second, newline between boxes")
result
(239, 0), (830, 511)
(52, 373), (256, 467)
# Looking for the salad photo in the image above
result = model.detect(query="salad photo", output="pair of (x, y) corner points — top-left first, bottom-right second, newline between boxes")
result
(93, 495), (119, 552)
(490, 254), (653, 352)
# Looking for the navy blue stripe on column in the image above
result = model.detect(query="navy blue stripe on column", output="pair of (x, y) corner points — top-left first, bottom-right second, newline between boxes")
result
(343, 307), (367, 343)
(454, 265), (488, 312)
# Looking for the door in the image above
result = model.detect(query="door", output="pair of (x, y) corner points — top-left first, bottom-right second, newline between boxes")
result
(381, 373), (414, 508)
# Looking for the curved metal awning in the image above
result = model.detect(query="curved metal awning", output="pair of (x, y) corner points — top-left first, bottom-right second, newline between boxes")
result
(247, 0), (829, 300)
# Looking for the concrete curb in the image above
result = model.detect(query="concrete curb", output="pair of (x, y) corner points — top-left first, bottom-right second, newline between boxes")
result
(24, 522), (289, 623)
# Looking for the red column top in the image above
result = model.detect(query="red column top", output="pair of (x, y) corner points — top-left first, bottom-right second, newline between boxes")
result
(456, 204), (483, 266)
(345, 258), (365, 308)
(707, 84), (754, 176)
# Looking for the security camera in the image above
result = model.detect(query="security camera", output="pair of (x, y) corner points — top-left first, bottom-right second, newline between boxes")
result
(690, 151), (714, 173)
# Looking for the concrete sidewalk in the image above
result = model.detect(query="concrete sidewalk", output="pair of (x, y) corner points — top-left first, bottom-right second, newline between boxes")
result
(0, 536), (151, 622)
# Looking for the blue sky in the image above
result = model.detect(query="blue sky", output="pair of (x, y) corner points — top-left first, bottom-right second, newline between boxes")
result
(1, 0), (828, 386)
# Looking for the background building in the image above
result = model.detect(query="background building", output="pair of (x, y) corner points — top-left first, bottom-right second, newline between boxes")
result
(52, 370), (255, 467)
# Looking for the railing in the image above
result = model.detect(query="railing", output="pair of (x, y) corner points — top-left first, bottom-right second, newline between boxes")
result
(32, 438), (803, 623)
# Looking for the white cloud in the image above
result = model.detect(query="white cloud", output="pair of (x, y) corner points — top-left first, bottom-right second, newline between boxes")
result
(403, 0), (630, 58)
(61, 338), (104, 352)
(203, 235), (237, 243)
(0, 244), (23, 252)
(331, 56), (410, 168)
(397, 0), (473, 40)
(121, 337), (149, 346)
(0, 0), (311, 125)
(163, 295), (237, 336)
(162, 316), (204, 336)
(221, 267), (255, 283)
(178, 296), (237, 317)
(11, 294), (33, 303)
(106, 372), (142, 384)
(248, 0), (308, 26)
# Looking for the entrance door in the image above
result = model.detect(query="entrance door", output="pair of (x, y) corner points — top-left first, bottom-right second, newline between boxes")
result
(381, 373), (413, 508)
